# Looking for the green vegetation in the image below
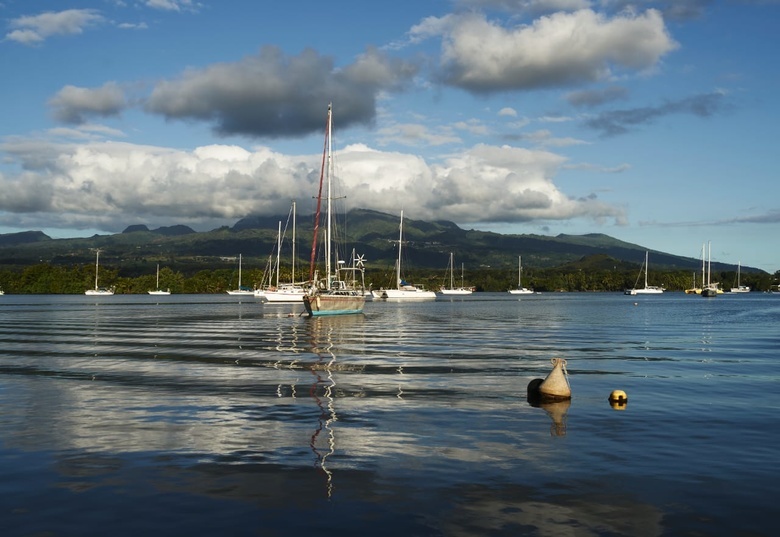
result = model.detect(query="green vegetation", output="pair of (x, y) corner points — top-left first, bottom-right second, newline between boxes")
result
(1, 254), (777, 294)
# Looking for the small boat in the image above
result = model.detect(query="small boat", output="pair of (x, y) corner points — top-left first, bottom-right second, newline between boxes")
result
(377, 210), (436, 300)
(686, 244), (705, 294)
(85, 250), (114, 296)
(730, 261), (750, 293)
(624, 251), (664, 295)
(148, 264), (171, 295)
(226, 254), (254, 295)
(302, 104), (366, 316)
(439, 252), (472, 295)
(508, 255), (534, 295)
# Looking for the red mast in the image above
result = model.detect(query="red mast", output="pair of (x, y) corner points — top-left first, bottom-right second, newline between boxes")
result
(308, 104), (331, 281)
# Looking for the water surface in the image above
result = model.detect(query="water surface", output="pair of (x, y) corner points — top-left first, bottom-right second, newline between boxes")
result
(1, 292), (778, 536)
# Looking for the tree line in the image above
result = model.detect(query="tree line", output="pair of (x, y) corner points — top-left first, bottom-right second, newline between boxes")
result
(1, 261), (777, 294)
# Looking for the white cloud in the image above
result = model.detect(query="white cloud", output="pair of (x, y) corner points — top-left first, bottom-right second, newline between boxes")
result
(430, 9), (677, 92)
(5, 9), (105, 45)
(0, 138), (626, 232)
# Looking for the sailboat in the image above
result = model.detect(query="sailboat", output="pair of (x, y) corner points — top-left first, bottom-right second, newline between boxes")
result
(439, 252), (472, 295)
(702, 241), (719, 297)
(378, 210), (436, 300)
(685, 244), (705, 294)
(730, 261), (750, 293)
(302, 104), (366, 317)
(624, 251), (664, 295)
(148, 264), (171, 295)
(85, 249), (114, 295)
(255, 202), (305, 303)
(508, 256), (534, 295)
(226, 254), (254, 295)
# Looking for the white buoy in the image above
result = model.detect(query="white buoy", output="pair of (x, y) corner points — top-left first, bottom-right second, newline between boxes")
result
(537, 358), (571, 401)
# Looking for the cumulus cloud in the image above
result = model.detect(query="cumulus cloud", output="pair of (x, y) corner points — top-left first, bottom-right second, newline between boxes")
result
(422, 9), (677, 93)
(144, 46), (418, 138)
(5, 9), (105, 45)
(48, 83), (128, 124)
(584, 90), (727, 136)
(0, 138), (626, 232)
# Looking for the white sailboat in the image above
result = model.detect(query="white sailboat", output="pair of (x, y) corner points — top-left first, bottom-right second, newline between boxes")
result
(378, 210), (436, 300)
(85, 249), (114, 296)
(730, 261), (750, 293)
(508, 255), (534, 295)
(439, 252), (472, 295)
(148, 264), (171, 295)
(256, 202), (305, 303)
(624, 251), (664, 295)
(302, 104), (366, 316)
(702, 241), (719, 297)
(227, 254), (254, 295)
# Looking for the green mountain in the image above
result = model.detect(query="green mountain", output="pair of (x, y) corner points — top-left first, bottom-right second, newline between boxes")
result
(0, 209), (761, 276)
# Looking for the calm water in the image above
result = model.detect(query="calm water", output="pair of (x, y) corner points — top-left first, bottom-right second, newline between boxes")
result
(0, 292), (778, 536)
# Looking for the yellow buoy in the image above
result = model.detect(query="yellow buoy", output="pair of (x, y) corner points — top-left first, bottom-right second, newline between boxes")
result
(608, 389), (628, 409)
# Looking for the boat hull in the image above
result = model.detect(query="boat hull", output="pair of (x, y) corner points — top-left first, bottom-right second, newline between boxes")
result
(303, 293), (365, 316)
(509, 288), (534, 295)
(256, 286), (305, 303)
(148, 290), (171, 295)
(85, 289), (114, 296)
(440, 288), (472, 295)
(382, 289), (437, 299)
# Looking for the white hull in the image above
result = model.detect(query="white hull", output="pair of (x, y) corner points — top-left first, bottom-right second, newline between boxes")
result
(509, 288), (534, 295)
(440, 288), (472, 295)
(256, 286), (305, 303)
(382, 288), (437, 300)
(633, 287), (664, 295)
(730, 286), (750, 293)
(85, 289), (114, 296)
(148, 290), (171, 295)
(226, 290), (254, 295)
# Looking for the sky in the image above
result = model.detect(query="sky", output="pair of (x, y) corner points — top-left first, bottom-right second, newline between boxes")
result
(0, 0), (778, 273)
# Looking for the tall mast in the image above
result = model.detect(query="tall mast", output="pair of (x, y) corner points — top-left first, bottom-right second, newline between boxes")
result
(645, 251), (649, 288)
(291, 200), (296, 285)
(518, 256), (522, 288)
(396, 210), (404, 288)
(308, 105), (329, 281)
(326, 104), (333, 286)
(94, 250), (100, 289)
(275, 222), (281, 288)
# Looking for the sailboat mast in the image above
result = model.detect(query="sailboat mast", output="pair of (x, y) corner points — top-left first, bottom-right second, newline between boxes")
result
(449, 252), (454, 289)
(94, 250), (100, 289)
(275, 222), (281, 288)
(397, 210), (404, 288)
(326, 106), (333, 286)
(308, 105), (329, 281)
(292, 200), (296, 285)
(518, 256), (522, 288)
(645, 251), (649, 288)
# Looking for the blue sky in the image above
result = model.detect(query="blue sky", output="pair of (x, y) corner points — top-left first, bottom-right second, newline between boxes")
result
(1, 0), (778, 273)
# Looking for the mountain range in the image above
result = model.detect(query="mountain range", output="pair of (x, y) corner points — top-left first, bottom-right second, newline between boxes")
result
(0, 208), (759, 275)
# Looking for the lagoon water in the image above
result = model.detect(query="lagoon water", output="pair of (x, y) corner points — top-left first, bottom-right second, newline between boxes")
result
(0, 292), (778, 536)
